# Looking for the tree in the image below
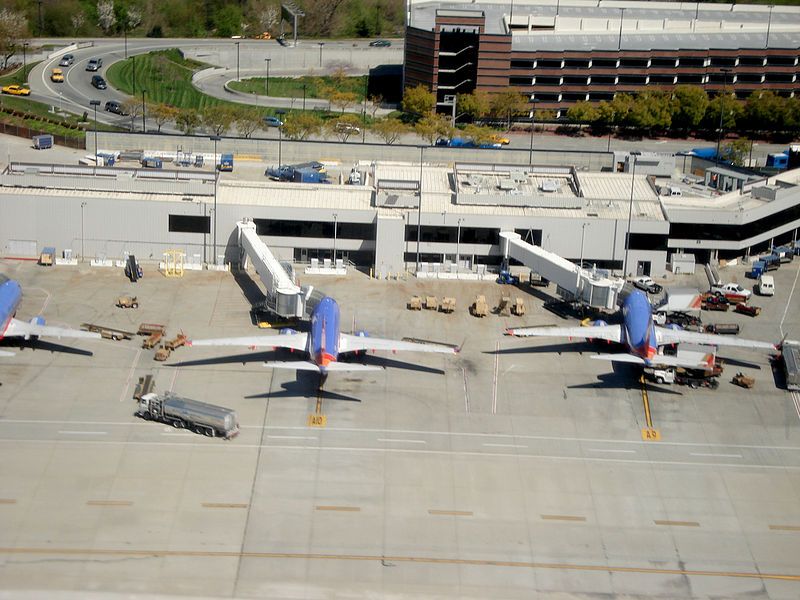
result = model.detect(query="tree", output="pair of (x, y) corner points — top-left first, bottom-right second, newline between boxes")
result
(457, 90), (491, 121)
(282, 111), (323, 140)
(368, 94), (383, 118)
(703, 93), (743, 132)
(745, 91), (787, 133)
(628, 91), (674, 133)
(415, 113), (453, 145)
(489, 88), (529, 128)
(303, 0), (348, 37)
(671, 85), (708, 131)
(0, 9), (27, 70)
(402, 84), (436, 119)
(567, 101), (600, 124)
(96, 0), (116, 34)
(370, 117), (408, 144)
(462, 123), (495, 146)
(722, 138), (751, 167)
(325, 113), (362, 142)
(121, 99), (143, 131)
(201, 106), (234, 136)
(152, 104), (178, 133)
(124, 6), (142, 32)
(70, 12), (85, 35)
(176, 109), (201, 134)
(235, 109), (262, 138)
(329, 90), (359, 113)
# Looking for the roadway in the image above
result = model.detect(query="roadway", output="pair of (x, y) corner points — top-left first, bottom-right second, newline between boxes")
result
(0, 258), (799, 598)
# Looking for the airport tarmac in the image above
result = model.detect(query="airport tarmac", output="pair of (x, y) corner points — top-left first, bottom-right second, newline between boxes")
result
(0, 259), (799, 599)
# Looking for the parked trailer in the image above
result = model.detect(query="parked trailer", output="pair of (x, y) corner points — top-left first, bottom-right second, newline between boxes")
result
(784, 340), (800, 391)
(81, 323), (134, 341)
(136, 392), (239, 439)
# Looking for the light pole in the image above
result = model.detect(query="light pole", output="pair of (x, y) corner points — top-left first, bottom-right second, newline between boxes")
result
(123, 23), (128, 59)
(618, 8), (625, 51)
(578, 222), (588, 285)
(302, 84), (307, 110)
(766, 5), (774, 48)
(131, 55), (136, 95)
(210, 135), (221, 265)
(455, 217), (463, 272)
(141, 89), (147, 132)
(318, 42), (324, 67)
(362, 67), (368, 143)
(22, 42), (28, 83)
(235, 42), (241, 81)
(415, 145), (423, 273)
(89, 100), (100, 161)
(264, 58), (271, 95)
(276, 108), (286, 167)
(715, 68), (732, 166)
(332, 213), (338, 262)
(622, 151), (640, 278)
(80, 201), (86, 261)
(528, 98), (540, 165)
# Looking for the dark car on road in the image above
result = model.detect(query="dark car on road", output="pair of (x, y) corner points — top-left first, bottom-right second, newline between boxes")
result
(91, 75), (107, 90)
(105, 100), (128, 115)
(369, 39), (392, 47)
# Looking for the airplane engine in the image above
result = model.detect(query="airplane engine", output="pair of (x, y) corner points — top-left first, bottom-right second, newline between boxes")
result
(591, 319), (608, 327)
(26, 316), (45, 340)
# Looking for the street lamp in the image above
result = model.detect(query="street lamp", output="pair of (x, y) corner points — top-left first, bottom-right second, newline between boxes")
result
(80, 201), (87, 261)
(235, 41), (241, 81)
(22, 42), (28, 83)
(332, 213), (338, 262)
(622, 151), (640, 278)
(210, 135), (221, 265)
(141, 89), (147, 132)
(264, 58), (271, 96)
(276, 108), (286, 167)
(715, 68), (733, 166)
(528, 98), (540, 165)
(766, 5), (774, 48)
(362, 66), (369, 143)
(618, 8), (625, 51)
(415, 145), (424, 273)
(318, 42), (325, 67)
(89, 100), (100, 162)
(455, 217), (463, 272)
(302, 84), (307, 110)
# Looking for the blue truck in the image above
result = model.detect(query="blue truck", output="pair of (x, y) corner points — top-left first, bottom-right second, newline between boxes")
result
(435, 137), (502, 149)
(218, 153), (234, 172)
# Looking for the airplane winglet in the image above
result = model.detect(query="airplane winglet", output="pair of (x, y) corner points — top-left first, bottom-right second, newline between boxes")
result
(504, 328), (515, 336)
(455, 338), (466, 354)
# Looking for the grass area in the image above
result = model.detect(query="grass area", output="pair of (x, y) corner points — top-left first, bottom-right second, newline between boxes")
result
(106, 49), (232, 110)
(229, 75), (369, 102)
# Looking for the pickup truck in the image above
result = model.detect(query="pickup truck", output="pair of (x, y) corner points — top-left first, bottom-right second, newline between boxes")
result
(710, 282), (751, 303)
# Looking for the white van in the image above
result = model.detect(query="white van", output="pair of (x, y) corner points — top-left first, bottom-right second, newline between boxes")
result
(757, 275), (775, 296)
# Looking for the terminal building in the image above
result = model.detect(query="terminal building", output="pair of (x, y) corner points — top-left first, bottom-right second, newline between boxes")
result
(404, 0), (800, 116)
(0, 142), (798, 279)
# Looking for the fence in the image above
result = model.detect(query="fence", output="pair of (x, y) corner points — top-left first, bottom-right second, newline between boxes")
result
(0, 121), (85, 149)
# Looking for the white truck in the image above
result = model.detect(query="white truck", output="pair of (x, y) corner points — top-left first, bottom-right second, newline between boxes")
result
(137, 392), (239, 439)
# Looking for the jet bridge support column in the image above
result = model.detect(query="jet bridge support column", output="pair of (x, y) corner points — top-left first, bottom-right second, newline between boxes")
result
(237, 219), (308, 319)
(500, 231), (623, 310)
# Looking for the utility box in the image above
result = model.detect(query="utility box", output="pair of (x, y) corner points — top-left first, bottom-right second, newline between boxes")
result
(32, 134), (53, 150)
(141, 156), (163, 169)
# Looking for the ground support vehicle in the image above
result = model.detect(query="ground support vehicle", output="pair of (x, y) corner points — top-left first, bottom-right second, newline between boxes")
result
(165, 333), (187, 350)
(471, 295), (488, 317)
(38, 247), (55, 266)
(142, 332), (163, 349)
(133, 375), (155, 400)
(116, 295), (138, 309)
(125, 255), (142, 282)
(218, 153), (234, 171)
(154, 346), (171, 361)
(81, 323), (134, 341)
(511, 298), (526, 316)
(136, 393), (239, 439)
(528, 273), (549, 287)
(497, 296), (512, 317)
(424, 296), (438, 310)
(732, 372), (756, 388)
(734, 303), (761, 317)
(497, 270), (519, 285)
(138, 323), (166, 336)
(675, 369), (720, 389)
(439, 297), (456, 313)
(705, 323), (740, 335)
(407, 296), (422, 310)
(701, 294), (729, 311)
(33, 135), (53, 150)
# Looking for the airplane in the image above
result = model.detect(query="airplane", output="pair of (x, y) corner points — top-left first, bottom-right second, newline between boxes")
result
(505, 289), (777, 369)
(0, 274), (101, 356)
(189, 295), (459, 385)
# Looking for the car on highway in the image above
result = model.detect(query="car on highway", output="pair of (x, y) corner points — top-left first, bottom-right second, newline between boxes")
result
(91, 75), (107, 90)
(263, 116), (283, 127)
(369, 39), (392, 47)
(2, 84), (30, 96)
(104, 100), (128, 115)
(59, 54), (74, 67)
(335, 122), (361, 135)
(85, 58), (103, 71)
(490, 134), (511, 145)
(50, 68), (64, 83)
(632, 276), (663, 294)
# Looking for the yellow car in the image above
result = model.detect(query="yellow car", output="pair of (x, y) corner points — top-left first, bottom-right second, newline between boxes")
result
(490, 134), (511, 145)
(50, 68), (64, 83)
(2, 84), (31, 96)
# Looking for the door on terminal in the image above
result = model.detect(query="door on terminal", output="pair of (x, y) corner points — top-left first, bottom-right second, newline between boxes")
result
(637, 261), (651, 276)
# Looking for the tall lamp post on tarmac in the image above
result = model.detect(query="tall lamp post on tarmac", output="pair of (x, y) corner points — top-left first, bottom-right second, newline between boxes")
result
(264, 58), (271, 96)
(276, 109), (286, 168)
(528, 98), (540, 165)
(715, 68), (733, 167)
(89, 100), (100, 162)
(210, 135), (221, 265)
(622, 151), (641, 278)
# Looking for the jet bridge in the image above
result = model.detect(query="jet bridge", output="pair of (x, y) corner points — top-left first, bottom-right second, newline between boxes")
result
(500, 231), (624, 311)
(237, 219), (309, 319)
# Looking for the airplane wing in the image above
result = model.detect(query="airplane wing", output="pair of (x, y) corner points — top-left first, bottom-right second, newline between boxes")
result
(4, 318), (101, 340)
(0, 349), (15, 357)
(655, 327), (775, 351)
(591, 352), (714, 369)
(190, 332), (308, 352)
(264, 360), (384, 372)
(339, 333), (458, 355)
(505, 324), (623, 344)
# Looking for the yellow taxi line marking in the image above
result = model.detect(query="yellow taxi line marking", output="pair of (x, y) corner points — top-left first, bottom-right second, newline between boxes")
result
(316, 506), (361, 512)
(769, 524), (800, 531)
(86, 500), (132, 507)
(640, 376), (653, 429)
(0, 499), (17, 504)
(201, 503), (249, 509)
(428, 510), (473, 516)
(1, 547), (799, 581)
(541, 514), (587, 522)
(654, 520), (700, 527)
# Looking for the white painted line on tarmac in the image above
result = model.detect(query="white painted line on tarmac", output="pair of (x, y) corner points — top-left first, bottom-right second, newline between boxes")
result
(462, 367), (470, 414)
(780, 261), (800, 336)
(267, 435), (318, 440)
(792, 392), (800, 423)
(588, 448), (636, 454)
(492, 341), (499, 414)
(118, 348), (142, 403)
(162, 432), (194, 437)
(483, 443), (527, 449)
(58, 430), (107, 435)
(690, 452), (743, 459)
(377, 438), (427, 444)
(168, 367), (179, 392)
